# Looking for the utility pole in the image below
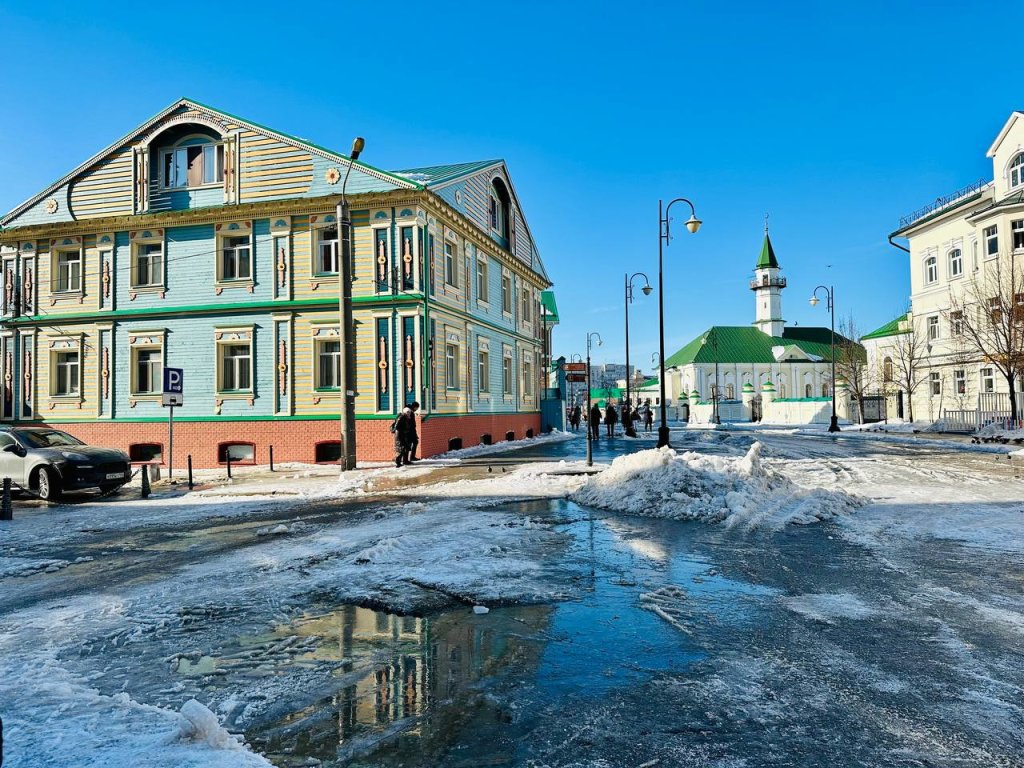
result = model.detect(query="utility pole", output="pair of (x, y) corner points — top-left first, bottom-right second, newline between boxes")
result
(337, 137), (365, 471)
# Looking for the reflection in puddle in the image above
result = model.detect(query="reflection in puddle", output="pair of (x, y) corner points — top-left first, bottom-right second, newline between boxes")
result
(246, 604), (553, 766)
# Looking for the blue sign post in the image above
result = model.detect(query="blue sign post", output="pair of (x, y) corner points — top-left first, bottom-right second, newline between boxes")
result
(162, 368), (184, 479)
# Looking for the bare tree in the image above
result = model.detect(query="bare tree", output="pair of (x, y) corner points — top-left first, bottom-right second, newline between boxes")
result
(946, 253), (1024, 420)
(835, 315), (868, 422)
(887, 312), (927, 422)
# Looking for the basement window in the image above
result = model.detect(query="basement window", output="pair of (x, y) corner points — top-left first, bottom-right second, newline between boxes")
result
(129, 443), (163, 463)
(315, 441), (341, 463)
(218, 442), (255, 464)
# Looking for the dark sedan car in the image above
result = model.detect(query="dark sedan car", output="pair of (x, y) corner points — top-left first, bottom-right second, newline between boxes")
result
(0, 427), (131, 501)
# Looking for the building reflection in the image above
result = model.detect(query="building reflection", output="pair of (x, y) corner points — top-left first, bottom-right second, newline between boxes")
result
(256, 603), (552, 764)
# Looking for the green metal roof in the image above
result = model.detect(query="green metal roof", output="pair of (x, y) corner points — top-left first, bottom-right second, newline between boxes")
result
(540, 290), (559, 323)
(756, 233), (779, 269)
(664, 326), (849, 367)
(393, 160), (501, 186)
(861, 313), (909, 340)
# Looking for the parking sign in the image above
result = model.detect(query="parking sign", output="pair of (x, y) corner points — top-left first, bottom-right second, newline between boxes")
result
(163, 367), (184, 395)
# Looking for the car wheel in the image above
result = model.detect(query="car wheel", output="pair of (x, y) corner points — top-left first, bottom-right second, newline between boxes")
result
(36, 467), (62, 502)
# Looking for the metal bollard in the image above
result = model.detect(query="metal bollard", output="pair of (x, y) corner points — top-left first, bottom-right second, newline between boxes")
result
(269, 445), (274, 473)
(141, 464), (151, 499)
(226, 454), (232, 480)
(187, 455), (194, 490)
(1, 477), (12, 520)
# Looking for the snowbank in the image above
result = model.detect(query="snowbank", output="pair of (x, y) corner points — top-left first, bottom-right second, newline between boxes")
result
(571, 443), (861, 529)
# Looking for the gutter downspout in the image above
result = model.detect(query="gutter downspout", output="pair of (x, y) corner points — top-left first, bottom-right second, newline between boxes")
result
(888, 234), (910, 254)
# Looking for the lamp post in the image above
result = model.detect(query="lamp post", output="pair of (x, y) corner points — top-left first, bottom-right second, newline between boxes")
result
(586, 332), (602, 467)
(657, 198), (702, 448)
(569, 353), (583, 408)
(337, 136), (365, 471)
(624, 272), (652, 437)
(700, 330), (721, 424)
(810, 284), (840, 433)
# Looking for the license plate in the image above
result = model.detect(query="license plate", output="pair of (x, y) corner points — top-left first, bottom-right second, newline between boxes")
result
(105, 472), (124, 480)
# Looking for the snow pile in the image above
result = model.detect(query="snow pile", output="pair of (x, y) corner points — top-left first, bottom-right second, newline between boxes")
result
(174, 699), (249, 751)
(433, 429), (577, 460)
(571, 443), (860, 528)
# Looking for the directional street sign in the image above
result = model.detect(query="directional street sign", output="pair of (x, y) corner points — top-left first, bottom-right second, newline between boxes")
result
(566, 373), (587, 382)
(563, 362), (587, 373)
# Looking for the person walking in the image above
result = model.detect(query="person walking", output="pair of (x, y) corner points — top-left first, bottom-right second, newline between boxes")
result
(571, 404), (582, 432)
(644, 402), (654, 433)
(605, 403), (618, 437)
(393, 401), (420, 467)
(589, 403), (602, 440)
(620, 401), (632, 437)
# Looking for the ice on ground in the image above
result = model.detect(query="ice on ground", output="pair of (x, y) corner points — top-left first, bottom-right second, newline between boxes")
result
(176, 699), (251, 751)
(571, 443), (861, 528)
(783, 592), (877, 623)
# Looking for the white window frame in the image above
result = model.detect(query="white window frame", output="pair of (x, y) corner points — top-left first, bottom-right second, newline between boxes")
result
(131, 346), (163, 395)
(476, 258), (489, 303)
(521, 285), (532, 322)
(52, 248), (82, 294)
(523, 358), (533, 397)
(951, 310), (964, 335)
(444, 240), (459, 288)
(218, 234), (252, 283)
(980, 367), (995, 393)
(160, 141), (225, 190)
(501, 274), (512, 314)
(315, 337), (341, 390)
(949, 248), (963, 278)
(132, 241), (164, 289)
(478, 348), (490, 393)
(929, 371), (941, 396)
(924, 255), (938, 285)
(316, 225), (339, 276)
(954, 369), (966, 395)
(1011, 153), (1024, 189)
(445, 343), (459, 390)
(984, 225), (999, 258)
(502, 349), (513, 395)
(1012, 220), (1024, 252)
(927, 315), (939, 341)
(53, 350), (80, 397)
(218, 340), (253, 393)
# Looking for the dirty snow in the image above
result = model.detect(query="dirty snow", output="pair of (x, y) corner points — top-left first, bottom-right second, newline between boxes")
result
(571, 442), (862, 528)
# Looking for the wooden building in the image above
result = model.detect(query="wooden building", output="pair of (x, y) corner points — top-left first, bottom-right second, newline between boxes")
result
(0, 99), (554, 467)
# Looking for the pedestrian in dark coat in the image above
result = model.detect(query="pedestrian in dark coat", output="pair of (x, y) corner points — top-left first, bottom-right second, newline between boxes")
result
(644, 404), (654, 432)
(589, 404), (602, 440)
(393, 401), (420, 467)
(605, 404), (618, 437)
(571, 405), (582, 431)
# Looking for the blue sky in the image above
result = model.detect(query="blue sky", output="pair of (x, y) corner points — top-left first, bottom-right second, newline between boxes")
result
(1, 0), (1021, 375)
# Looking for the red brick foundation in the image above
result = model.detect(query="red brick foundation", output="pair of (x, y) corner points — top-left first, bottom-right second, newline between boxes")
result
(30, 412), (542, 468)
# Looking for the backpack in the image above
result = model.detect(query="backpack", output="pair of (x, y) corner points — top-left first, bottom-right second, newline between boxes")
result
(389, 414), (401, 434)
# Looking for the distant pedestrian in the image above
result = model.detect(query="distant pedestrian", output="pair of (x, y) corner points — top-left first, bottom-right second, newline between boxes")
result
(589, 404), (602, 440)
(393, 401), (420, 467)
(644, 404), (654, 433)
(620, 402), (632, 436)
(570, 405), (582, 431)
(605, 404), (618, 437)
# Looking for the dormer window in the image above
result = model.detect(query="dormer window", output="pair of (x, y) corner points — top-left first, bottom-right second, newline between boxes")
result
(1011, 153), (1024, 189)
(161, 140), (224, 189)
(489, 178), (512, 245)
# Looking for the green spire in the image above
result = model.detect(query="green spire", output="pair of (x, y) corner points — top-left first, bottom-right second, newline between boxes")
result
(756, 232), (779, 269)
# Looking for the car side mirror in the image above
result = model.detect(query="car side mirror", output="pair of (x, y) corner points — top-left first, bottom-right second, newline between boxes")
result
(2, 443), (24, 456)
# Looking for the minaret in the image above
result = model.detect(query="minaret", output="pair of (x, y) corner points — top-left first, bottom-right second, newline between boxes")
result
(751, 216), (785, 337)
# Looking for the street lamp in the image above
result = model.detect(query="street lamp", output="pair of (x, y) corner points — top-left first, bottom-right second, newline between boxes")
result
(569, 353), (583, 409)
(586, 332), (603, 467)
(337, 136), (365, 471)
(810, 285), (840, 433)
(624, 272), (652, 437)
(657, 198), (702, 448)
(700, 330), (721, 424)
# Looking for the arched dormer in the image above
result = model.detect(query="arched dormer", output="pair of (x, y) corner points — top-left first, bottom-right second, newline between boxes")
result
(149, 125), (225, 190)
(1010, 152), (1024, 190)
(489, 177), (512, 248)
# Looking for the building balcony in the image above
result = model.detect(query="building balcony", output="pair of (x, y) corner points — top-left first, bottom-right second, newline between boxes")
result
(750, 276), (787, 290)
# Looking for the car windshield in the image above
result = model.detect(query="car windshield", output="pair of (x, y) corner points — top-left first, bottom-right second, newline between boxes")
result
(16, 429), (86, 448)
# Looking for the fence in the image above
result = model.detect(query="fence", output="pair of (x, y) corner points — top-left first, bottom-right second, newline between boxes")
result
(943, 392), (1024, 432)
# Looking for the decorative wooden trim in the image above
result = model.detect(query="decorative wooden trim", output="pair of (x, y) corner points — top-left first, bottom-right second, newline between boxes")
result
(277, 247), (287, 288)
(277, 340), (288, 395)
(101, 348), (110, 399)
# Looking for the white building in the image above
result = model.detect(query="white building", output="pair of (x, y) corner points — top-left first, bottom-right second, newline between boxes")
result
(884, 111), (1024, 429)
(664, 228), (856, 425)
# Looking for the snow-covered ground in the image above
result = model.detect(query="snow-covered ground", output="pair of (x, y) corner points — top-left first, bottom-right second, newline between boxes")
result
(2, 427), (1023, 766)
